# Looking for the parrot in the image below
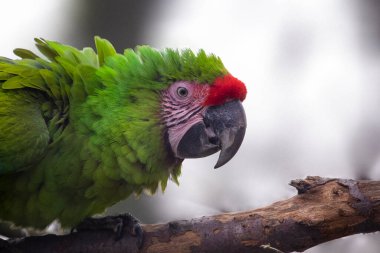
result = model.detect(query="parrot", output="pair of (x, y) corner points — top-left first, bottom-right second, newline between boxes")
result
(0, 37), (247, 235)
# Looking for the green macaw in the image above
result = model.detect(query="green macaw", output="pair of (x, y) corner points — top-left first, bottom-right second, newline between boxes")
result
(0, 37), (247, 230)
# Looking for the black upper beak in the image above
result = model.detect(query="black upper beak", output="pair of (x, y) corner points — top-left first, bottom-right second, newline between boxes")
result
(177, 100), (246, 168)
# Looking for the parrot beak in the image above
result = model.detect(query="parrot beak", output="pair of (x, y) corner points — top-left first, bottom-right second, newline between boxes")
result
(177, 100), (246, 168)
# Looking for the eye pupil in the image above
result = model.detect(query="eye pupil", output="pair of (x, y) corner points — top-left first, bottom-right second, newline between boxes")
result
(177, 87), (188, 97)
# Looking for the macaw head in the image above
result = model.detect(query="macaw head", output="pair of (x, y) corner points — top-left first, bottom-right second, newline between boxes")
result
(162, 73), (246, 168)
(94, 37), (247, 171)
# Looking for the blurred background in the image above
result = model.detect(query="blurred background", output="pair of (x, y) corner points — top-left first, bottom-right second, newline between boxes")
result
(2, 0), (380, 251)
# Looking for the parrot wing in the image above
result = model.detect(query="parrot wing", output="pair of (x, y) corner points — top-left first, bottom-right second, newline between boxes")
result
(0, 37), (116, 174)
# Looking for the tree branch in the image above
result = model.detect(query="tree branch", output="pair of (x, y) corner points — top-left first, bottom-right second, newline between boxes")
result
(2, 176), (380, 253)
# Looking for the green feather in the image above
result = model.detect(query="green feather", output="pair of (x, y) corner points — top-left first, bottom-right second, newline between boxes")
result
(13, 48), (39, 60)
(95, 36), (116, 66)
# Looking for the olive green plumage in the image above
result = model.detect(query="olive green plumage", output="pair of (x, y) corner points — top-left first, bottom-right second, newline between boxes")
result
(0, 37), (227, 229)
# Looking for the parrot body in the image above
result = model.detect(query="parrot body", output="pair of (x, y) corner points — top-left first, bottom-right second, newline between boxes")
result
(0, 37), (247, 229)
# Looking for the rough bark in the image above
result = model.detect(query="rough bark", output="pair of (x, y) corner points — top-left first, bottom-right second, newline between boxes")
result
(1, 176), (380, 253)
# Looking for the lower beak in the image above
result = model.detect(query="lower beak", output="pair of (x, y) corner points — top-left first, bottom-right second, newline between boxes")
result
(177, 100), (247, 168)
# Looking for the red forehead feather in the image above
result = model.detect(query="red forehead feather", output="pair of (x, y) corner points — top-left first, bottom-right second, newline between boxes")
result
(204, 74), (247, 106)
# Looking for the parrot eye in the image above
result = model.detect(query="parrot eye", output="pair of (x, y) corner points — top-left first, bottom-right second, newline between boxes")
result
(177, 87), (189, 97)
